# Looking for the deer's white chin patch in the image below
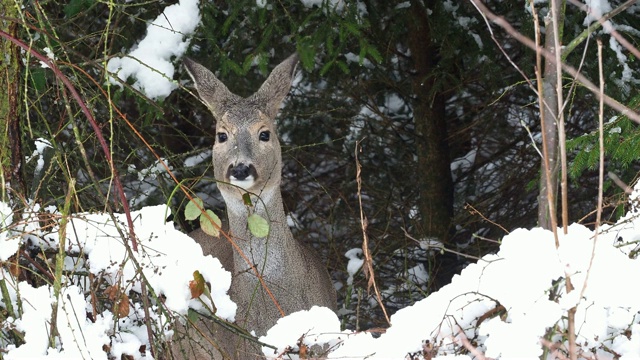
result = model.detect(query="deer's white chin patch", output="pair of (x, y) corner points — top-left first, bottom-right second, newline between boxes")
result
(230, 176), (255, 190)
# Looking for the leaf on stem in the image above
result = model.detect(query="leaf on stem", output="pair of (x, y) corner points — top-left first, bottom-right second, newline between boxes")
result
(248, 213), (269, 238)
(185, 198), (204, 221)
(200, 210), (221, 237)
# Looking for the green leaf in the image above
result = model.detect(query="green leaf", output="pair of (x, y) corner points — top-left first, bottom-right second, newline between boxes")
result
(343, 21), (361, 36)
(227, 59), (243, 75)
(185, 198), (204, 221)
(242, 192), (253, 206)
(64, 0), (93, 18)
(30, 68), (47, 93)
(247, 214), (269, 238)
(187, 308), (199, 323)
(200, 210), (222, 237)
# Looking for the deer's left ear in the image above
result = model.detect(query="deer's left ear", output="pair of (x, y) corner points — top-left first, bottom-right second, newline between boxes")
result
(253, 53), (299, 119)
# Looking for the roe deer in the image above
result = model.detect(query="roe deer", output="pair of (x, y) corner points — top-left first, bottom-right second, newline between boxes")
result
(170, 54), (337, 359)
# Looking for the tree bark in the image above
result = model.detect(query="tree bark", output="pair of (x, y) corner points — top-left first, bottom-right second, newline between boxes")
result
(0, 7), (26, 203)
(537, 2), (564, 230)
(406, 0), (454, 243)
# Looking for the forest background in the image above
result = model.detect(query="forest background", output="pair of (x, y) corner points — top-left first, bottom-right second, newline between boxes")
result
(1, 0), (640, 357)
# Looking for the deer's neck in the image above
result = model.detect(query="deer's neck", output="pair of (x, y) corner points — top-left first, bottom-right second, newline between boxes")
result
(222, 188), (294, 278)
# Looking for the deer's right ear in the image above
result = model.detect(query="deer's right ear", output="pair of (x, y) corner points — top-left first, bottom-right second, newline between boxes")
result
(183, 57), (236, 119)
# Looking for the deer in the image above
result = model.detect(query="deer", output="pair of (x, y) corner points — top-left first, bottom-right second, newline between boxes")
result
(168, 54), (337, 359)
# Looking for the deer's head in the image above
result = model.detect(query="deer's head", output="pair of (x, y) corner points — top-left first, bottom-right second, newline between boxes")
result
(184, 54), (299, 202)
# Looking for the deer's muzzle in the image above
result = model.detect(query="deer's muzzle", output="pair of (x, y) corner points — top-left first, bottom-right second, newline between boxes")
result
(228, 163), (258, 190)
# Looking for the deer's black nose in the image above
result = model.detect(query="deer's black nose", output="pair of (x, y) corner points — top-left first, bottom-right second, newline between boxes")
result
(230, 163), (251, 180)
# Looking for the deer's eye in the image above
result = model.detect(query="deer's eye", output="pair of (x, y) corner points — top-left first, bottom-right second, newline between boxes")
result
(259, 131), (270, 142)
(217, 132), (228, 143)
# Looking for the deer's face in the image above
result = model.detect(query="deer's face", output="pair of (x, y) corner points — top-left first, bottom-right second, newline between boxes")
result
(183, 54), (298, 201)
(213, 108), (282, 195)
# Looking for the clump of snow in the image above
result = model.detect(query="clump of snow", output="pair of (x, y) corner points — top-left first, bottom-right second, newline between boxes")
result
(258, 182), (640, 358)
(580, 0), (637, 88)
(106, 0), (201, 99)
(39, 47), (56, 68)
(300, 0), (345, 13)
(344, 52), (374, 69)
(582, 0), (612, 26)
(25, 138), (52, 175)
(260, 306), (342, 358)
(344, 248), (364, 286)
(128, 158), (173, 207)
(0, 202), (17, 261)
(5, 284), (111, 359)
(2, 204), (235, 359)
(183, 149), (211, 167)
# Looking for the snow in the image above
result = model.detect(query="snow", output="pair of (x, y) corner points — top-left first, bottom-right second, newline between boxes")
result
(260, 306), (342, 357)
(345, 248), (364, 286)
(39, 47), (56, 68)
(25, 138), (52, 175)
(300, 0), (345, 13)
(106, 0), (200, 99)
(1, 205), (235, 359)
(5, 0), (640, 357)
(580, 0), (637, 88)
(0, 202), (17, 261)
(582, 0), (612, 26)
(183, 148), (212, 167)
(251, 206), (640, 359)
(4, 171), (640, 359)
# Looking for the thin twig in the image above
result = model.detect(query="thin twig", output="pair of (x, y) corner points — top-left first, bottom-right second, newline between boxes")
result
(548, 1), (577, 356)
(455, 327), (490, 360)
(402, 228), (485, 261)
(0, 29), (139, 252)
(355, 139), (390, 325)
(464, 203), (509, 234)
(468, 0), (640, 124)
(579, 39), (606, 309)
(608, 172), (633, 194)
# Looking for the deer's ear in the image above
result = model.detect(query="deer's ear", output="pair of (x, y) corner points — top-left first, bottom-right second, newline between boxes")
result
(253, 53), (299, 119)
(183, 57), (238, 119)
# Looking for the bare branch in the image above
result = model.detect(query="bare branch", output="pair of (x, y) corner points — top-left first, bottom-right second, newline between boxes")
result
(468, 0), (640, 124)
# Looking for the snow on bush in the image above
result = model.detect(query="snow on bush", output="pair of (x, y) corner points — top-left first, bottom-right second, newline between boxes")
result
(256, 184), (640, 359)
(0, 204), (233, 359)
(106, 0), (200, 99)
(2, 188), (640, 358)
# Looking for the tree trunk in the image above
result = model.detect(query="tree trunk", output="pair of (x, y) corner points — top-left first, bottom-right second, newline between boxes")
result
(537, 2), (564, 230)
(1, 7), (25, 204)
(406, 0), (454, 244)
